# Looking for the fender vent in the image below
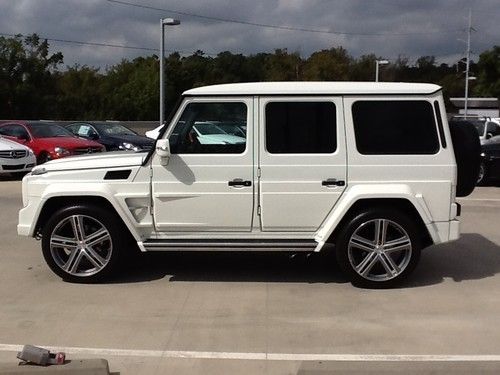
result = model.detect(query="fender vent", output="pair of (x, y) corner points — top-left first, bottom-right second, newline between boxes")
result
(104, 170), (131, 180)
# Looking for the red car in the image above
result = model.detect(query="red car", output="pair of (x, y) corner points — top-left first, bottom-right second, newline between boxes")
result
(0, 121), (105, 164)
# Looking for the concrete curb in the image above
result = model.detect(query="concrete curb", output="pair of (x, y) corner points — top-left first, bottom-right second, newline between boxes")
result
(0, 359), (110, 375)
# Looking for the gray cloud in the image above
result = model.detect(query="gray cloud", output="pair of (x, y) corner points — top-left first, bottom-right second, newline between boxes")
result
(0, 0), (498, 68)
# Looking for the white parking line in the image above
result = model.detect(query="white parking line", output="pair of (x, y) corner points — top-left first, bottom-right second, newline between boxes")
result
(458, 198), (500, 202)
(2, 344), (500, 362)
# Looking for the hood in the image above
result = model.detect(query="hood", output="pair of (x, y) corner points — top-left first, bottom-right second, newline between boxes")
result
(32, 151), (146, 173)
(0, 137), (32, 151)
(102, 134), (154, 147)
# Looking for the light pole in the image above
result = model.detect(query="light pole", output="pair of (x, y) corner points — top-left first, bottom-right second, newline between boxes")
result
(375, 59), (389, 82)
(160, 18), (180, 127)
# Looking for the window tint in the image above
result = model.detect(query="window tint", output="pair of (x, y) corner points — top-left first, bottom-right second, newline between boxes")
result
(170, 102), (247, 154)
(0, 125), (29, 139)
(352, 101), (439, 155)
(265, 102), (336, 154)
(28, 123), (74, 138)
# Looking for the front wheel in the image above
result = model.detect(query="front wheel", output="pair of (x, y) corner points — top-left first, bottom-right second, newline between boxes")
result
(335, 209), (421, 288)
(41, 204), (129, 282)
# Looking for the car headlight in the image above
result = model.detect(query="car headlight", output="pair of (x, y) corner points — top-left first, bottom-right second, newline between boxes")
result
(28, 149), (34, 156)
(119, 142), (140, 152)
(54, 147), (70, 156)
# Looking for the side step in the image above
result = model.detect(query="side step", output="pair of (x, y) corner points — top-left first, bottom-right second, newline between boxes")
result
(142, 239), (317, 252)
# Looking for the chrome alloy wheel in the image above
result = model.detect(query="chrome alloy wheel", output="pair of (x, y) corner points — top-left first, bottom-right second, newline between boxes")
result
(348, 219), (412, 282)
(49, 215), (113, 277)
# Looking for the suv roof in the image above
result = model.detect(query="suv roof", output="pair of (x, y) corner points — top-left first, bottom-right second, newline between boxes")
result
(184, 82), (442, 96)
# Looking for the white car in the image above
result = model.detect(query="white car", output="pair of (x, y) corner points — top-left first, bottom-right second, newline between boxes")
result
(18, 82), (476, 288)
(146, 121), (245, 146)
(145, 124), (163, 140)
(0, 136), (36, 177)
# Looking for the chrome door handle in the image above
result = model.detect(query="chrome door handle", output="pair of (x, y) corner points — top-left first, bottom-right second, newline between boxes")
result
(228, 179), (252, 187)
(322, 178), (345, 187)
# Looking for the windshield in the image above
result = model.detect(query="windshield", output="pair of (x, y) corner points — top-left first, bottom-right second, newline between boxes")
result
(93, 123), (137, 136)
(193, 123), (227, 135)
(28, 122), (75, 138)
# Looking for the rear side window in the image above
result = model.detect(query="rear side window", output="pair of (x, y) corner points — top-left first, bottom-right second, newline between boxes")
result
(265, 102), (336, 154)
(352, 101), (439, 155)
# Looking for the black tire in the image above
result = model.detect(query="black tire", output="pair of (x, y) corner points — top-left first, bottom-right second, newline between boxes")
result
(477, 161), (488, 185)
(335, 208), (422, 289)
(37, 152), (51, 164)
(449, 120), (481, 197)
(41, 204), (131, 283)
(10, 172), (27, 179)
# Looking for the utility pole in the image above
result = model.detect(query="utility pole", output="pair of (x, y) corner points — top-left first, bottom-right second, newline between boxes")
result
(464, 9), (473, 118)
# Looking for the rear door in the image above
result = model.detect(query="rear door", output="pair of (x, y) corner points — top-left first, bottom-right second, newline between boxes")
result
(258, 97), (347, 232)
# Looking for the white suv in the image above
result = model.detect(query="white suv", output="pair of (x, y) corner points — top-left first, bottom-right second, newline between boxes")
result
(18, 82), (476, 287)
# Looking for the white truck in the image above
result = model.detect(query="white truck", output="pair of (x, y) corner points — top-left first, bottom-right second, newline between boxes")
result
(18, 82), (478, 287)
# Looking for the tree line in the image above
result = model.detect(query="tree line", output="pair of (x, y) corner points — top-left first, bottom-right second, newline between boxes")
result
(1, 34), (499, 120)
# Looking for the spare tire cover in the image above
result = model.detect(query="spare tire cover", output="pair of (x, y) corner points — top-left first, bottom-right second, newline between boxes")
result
(449, 120), (481, 197)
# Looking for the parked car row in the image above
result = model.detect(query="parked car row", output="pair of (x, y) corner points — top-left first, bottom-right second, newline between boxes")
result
(0, 120), (154, 176)
(1, 116), (498, 186)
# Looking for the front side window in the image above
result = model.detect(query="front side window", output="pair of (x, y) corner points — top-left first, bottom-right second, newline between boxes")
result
(352, 100), (439, 155)
(170, 102), (247, 154)
(265, 102), (336, 154)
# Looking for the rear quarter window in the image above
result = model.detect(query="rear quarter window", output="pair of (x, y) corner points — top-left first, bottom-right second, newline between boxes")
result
(352, 100), (439, 155)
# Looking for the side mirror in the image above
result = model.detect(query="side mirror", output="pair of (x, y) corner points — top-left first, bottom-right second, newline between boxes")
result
(156, 138), (171, 165)
(17, 135), (29, 143)
(486, 132), (493, 140)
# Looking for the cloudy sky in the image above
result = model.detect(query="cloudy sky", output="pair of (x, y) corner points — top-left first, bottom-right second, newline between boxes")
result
(1, 0), (498, 69)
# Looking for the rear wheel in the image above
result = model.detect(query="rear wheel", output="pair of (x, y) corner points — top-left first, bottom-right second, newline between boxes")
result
(449, 121), (481, 196)
(335, 208), (421, 288)
(41, 204), (130, 282)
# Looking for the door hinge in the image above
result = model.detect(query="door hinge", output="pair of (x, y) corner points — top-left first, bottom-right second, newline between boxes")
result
(257, 168), (261, 178)
(257, 205), (261, 215)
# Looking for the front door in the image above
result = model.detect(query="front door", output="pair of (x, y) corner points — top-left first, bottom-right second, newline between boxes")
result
(151, 97), (254, 232)
(258, 97), (347, 232)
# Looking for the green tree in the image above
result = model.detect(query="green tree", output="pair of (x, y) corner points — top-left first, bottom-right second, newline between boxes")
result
(0, 33), (62, 118)
(302, 47), (351, 81)
(54, 65), (102, 119)
(263, 49), (302, 81)
(474, 46), (500, 99)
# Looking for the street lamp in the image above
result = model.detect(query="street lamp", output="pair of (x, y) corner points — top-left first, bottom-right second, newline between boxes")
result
(375, 59), (389, 82)
(160, 18), (180, 127)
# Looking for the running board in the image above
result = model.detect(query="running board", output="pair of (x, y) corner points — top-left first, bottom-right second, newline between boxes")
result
(142, 239), (317, 252)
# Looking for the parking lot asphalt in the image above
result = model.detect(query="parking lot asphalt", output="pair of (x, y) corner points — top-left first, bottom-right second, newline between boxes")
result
(1, 179), (500, 374)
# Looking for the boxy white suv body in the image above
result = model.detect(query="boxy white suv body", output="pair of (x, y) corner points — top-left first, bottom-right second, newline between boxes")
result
(18, 82), (466, 287)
